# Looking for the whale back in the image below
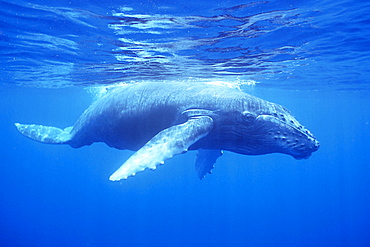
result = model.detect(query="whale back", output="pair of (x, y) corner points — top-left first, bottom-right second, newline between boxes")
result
(67, 83), (250, 150)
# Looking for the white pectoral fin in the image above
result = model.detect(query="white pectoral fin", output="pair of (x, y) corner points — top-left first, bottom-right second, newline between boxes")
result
(109, 116), (214, 181)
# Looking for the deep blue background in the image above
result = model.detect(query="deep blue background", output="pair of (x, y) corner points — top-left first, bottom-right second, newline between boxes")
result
(1, 0), (370, 246)
(1, 87), (369, 246)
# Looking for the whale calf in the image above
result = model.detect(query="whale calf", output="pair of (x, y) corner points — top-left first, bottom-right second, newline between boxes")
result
(15, 82), (319, 181)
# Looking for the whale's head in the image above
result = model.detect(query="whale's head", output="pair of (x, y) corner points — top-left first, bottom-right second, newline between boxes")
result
(232, 101), (320, 159)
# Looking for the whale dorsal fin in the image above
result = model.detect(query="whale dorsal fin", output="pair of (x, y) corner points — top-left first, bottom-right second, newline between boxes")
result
(109, 116), (214, 181)
(15, 123), (72, 144)
(195, 149), (223, 179)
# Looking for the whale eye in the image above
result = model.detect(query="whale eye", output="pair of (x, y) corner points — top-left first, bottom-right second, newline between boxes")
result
(242, 111), (256, 122)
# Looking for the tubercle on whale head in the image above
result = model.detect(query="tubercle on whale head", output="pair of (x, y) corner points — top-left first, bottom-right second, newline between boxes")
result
(239, 102), (320, 159)
(261, 103), (319, 158)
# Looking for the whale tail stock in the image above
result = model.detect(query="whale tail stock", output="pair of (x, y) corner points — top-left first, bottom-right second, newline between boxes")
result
(15, 123), (73, 144)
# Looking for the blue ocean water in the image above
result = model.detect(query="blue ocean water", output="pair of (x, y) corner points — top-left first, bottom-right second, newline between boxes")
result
(0, 0), (369, 246)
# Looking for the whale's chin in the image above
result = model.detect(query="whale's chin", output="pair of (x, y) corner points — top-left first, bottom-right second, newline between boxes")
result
(292, 153), (311, 160)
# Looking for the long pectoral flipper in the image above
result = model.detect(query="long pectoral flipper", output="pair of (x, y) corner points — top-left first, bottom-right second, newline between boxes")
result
(15, 123), (72, 144)
(109, 116), (214, 181)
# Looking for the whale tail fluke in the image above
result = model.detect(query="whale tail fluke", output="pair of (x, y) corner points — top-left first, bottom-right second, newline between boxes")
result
(15, 123), (73, 144)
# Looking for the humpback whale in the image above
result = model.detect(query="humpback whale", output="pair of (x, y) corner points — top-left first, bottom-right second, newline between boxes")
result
(15, 82), (319, 181)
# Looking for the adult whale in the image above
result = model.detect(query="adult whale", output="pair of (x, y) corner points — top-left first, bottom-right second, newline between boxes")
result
(15, 82), (319, 181)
